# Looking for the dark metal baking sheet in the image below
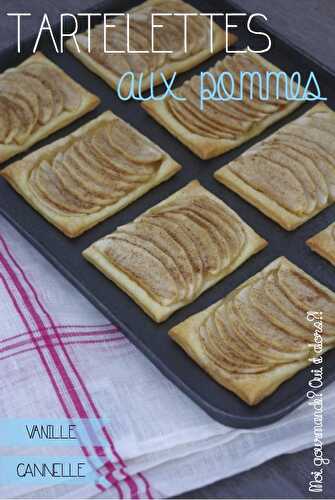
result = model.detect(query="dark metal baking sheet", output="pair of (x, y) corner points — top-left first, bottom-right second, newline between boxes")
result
(1, 0), (335, 428)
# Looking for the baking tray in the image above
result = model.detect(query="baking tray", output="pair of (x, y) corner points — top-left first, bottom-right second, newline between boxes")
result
(1, 0), (335, 428)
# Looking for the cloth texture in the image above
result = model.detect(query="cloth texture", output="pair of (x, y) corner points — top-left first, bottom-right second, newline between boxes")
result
(0, 214), (334, 499)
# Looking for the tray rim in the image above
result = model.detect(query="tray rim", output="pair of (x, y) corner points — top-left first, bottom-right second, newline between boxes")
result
(227, 0), (335, 81)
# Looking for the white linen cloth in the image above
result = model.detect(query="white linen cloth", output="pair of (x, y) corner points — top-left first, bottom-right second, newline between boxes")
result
(0, 214), (334, 499)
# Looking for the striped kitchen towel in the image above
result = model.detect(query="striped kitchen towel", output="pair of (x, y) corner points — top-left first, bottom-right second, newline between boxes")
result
(1, 214), (334, 499)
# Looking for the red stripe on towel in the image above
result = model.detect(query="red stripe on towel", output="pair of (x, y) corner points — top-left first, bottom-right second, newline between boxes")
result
(0, 235), (152, 498)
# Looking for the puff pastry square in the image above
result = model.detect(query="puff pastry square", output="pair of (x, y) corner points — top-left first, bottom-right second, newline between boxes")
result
(169, 257), (335, 405)
(142, 51), (303, 159)
(66, 0), (236, 96)
(1, 111), (181, 238)
(83, 180), (267, 322)
(307, 222), (335, 267)
(215, 103), (335, 230)
(0, 52), (100, 164)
